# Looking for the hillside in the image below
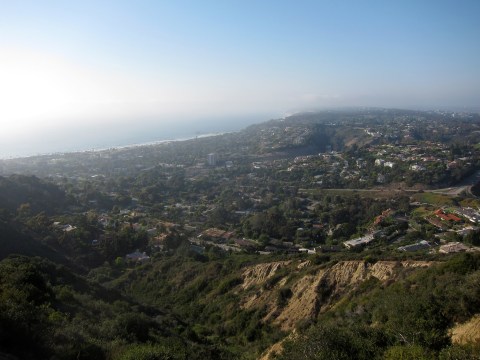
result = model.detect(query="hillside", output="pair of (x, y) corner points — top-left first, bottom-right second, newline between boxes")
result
(0, 176), (72, 264)
(1, 211), (480, 359)
(0, 175), (68, 214)
(104, 252), (480, 359)
(241, 259), (431, 331)
(0, 255), (229, 360)
(0, 214), (66, 263)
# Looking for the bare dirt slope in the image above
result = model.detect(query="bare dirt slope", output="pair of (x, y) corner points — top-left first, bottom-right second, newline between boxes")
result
(241, 261), (292, 290)
(241, 260), (431, 332)
(450, 314), (480, 344)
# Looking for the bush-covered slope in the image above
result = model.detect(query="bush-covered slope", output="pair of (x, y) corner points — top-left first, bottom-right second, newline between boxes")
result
(276, 253), (480, 360)
(105, 252), (480, 359)
(1, 244), (480, 360)
(0, 175), (74, 262)
(0, 209), (68, 263)
(0, 175), (68, 215)
(99, 254), (480, 359)
(0, 255), (228, 360)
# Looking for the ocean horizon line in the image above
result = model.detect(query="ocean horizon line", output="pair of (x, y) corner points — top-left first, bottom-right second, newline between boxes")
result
(0, 131), (228, 161)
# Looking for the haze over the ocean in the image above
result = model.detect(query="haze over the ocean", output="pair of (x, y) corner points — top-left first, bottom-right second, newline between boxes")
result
(1, 0), (479, 158)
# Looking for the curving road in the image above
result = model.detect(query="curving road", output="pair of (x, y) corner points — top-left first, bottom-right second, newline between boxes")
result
(430, 169), (480, 197)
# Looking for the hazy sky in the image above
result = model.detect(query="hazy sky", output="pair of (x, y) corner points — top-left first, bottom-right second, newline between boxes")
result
(0, 0), (479, 155)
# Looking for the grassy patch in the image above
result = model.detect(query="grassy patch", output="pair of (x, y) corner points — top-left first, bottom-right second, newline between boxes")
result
(459, 197), (480, 208)
(313, 188), (404, 199)
(411, 206), (432, 217)
(412, 192), (455, 206)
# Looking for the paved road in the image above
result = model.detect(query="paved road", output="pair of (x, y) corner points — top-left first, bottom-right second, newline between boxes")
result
(300, 169), (480, 197)
(430, 186), (469, 196)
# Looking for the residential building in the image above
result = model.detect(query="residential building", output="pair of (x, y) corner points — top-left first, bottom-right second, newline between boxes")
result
(398, 240), (430, 252)
(207, 153), (217, 166)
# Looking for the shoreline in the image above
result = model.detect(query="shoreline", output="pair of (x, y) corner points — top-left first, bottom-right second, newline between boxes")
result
(0, 132), (228, 161)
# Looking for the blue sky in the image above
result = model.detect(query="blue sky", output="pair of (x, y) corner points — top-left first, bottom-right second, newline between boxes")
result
(0, 0), (479, 155)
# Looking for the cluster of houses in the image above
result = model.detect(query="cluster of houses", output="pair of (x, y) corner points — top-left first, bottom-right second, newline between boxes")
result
(424, 207), (480, 231)
(339, 206), (480, 254)
(264, 133), (477, 188)
(90, 200), (480, 264)
(255, 125), (313, 151)
(455, 208), (480, 223)
(367, 141), (472, 172)
(396, 239), (469, 254)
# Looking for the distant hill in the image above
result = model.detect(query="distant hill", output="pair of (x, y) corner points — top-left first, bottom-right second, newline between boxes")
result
(0, 210), (68, 264)
(0, 174), (68, 214)
(0, 175), (72, 262)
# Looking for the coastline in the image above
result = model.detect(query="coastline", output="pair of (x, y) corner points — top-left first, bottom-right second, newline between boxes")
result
(0, 131), (228, 161)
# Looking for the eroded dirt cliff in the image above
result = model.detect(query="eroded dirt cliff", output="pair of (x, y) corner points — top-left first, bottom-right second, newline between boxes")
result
(241, 259), (432, 332)
(450, 314), (480, 345)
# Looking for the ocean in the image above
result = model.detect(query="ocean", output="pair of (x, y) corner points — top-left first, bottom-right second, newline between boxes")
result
(0, 114), (272, 159)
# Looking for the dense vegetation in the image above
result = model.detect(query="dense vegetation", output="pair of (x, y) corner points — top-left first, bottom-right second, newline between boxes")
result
(0, 254), (233, 359)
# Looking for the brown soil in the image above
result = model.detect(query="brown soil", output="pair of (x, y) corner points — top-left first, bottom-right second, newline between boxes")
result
(241, 260), (432, 332)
